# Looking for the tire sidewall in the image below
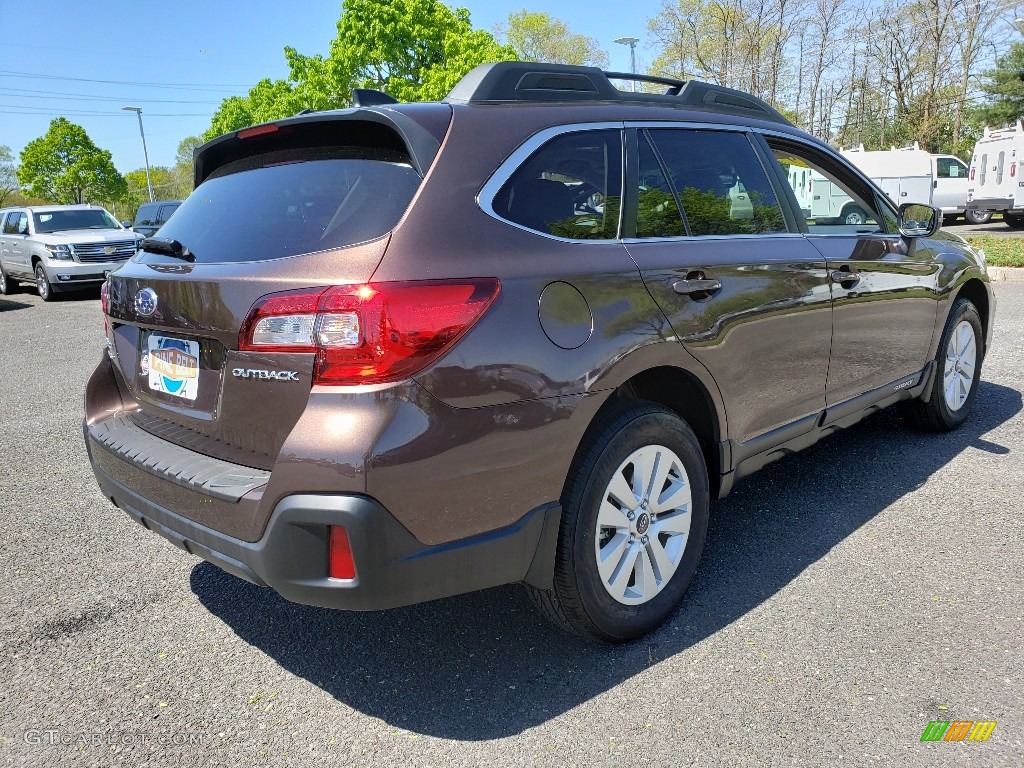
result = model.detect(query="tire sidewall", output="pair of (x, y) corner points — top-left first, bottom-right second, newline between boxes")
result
(933, 300), (983, 428)
(568, 409), (709, 641)
(35, 264), (50, 301)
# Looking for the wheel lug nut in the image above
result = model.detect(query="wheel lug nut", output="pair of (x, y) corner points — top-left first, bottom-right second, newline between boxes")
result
(641, 535), (649, 544)
(627, 511), (635, 520)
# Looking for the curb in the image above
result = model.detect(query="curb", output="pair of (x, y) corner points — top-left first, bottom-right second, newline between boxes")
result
(987, 266), (1024, 282)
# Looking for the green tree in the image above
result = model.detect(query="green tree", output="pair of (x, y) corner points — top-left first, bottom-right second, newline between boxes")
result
(0, 145), (18, 206)
(976, 41), (1024, 129)
(205, 0), (515, 139)
(17, 118), (127, 204)
(500, 10), (609, 68)
(328, 0), (516, 102)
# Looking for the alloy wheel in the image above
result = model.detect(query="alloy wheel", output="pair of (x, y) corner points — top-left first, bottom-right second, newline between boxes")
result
(943, 319), (977, 412)
(595, 444), (692, 605)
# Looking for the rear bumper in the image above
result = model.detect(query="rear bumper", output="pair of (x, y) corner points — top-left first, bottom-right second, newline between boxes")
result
(86, 430), (560, 610)
(967, 198), (1015, 212)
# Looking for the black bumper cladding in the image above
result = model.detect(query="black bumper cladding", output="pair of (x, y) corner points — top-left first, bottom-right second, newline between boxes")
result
(86, 419), (560, 610)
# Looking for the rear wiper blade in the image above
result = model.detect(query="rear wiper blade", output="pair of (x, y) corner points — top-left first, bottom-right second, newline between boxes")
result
(141, 236), (195, 262)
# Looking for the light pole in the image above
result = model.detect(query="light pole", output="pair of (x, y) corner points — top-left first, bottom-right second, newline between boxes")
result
(122, 106), (153, 202)
(613, 37), (640, 92)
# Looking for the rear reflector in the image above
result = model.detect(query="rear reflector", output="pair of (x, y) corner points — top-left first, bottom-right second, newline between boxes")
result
(328, 526), (356, 580)
(239, 279), (501, 386)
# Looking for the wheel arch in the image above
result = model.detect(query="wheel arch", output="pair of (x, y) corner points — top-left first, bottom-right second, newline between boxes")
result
(583, 365), (726, 499)
(953, 277), (991, 352)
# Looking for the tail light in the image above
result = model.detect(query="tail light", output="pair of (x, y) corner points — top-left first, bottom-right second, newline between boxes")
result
(239, 279), (500, 386)
(100, 280), (110, 335)
(970, 167), (975, 181)
(1012, 163), (1017, 178)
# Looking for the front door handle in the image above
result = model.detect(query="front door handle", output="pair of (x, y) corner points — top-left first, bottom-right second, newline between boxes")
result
(673, 278), (722, 295)
(831, 269), (860, 286)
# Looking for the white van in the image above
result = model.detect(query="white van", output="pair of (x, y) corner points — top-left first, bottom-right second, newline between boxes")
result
(844, 144), (984, 223)
(966, 123), (1024, 228)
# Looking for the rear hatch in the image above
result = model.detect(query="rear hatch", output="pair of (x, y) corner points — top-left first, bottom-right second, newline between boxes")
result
(103, 106), (450, 469)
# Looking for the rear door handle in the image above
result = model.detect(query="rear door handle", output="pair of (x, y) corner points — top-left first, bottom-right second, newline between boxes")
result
(673, 278), (722, 295)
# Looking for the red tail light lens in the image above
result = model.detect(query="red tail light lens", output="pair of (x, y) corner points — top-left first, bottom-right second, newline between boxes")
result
(970, 167), (975, 181)
(1012, 163), (1017, 178)
(328, 526), (356, 580)
(100, 280), (110, 335)
(240, 279), (500, 385)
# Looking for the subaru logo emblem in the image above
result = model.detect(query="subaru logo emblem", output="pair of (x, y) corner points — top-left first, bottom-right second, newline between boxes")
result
(134, 287), (158, 317)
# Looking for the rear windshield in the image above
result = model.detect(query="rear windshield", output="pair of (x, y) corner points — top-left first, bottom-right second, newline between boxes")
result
(34, 209), (120, 233)
(147, 147), (421, 263)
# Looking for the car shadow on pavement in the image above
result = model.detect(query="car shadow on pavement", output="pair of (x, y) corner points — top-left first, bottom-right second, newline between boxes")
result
(0, 297), (33, 312)
(191, 380), (1021, 741)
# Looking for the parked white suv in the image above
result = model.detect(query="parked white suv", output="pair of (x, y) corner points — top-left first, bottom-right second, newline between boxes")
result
(0, 205), (141, 301)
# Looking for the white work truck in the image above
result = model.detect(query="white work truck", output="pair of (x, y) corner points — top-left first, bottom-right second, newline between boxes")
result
(966, 122), (1024, 228)
(787, 144), (980, 225)
(844, 144), (983, 223)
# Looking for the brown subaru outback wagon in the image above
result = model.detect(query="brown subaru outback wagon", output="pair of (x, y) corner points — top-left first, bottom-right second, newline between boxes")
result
(84, 63), (995, 641)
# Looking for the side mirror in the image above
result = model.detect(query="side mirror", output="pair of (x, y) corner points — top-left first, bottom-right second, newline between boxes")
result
(898, 202), (940, 238)
(121, 221), (132, 228)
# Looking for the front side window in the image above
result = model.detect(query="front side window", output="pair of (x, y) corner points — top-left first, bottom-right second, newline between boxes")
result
(493, 129), (622, 239)
(936, 157), (966, 179)
(637, 129), (787, 237)
(767, 141), (887, 234)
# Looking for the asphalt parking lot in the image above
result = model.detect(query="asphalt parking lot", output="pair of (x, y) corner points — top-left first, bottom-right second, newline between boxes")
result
(0, 285), (1021, 768)
(944, 217), (1024, 238)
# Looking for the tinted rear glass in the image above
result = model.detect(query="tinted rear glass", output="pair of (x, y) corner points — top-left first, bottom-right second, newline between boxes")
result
(34, 209), (120, 232)
(148, 147), (420, 263)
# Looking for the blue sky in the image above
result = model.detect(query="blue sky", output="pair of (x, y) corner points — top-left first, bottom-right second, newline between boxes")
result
(0, 1), (649, 175)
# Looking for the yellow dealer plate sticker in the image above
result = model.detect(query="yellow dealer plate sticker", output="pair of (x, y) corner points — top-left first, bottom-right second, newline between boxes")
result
(147, 334), (199, 400)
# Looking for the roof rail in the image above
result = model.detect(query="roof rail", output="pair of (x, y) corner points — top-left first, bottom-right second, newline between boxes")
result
(444, 62), (792, 126)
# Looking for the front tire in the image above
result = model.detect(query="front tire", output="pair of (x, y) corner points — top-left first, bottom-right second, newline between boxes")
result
(34, 263), (54, 302)
(902, 298), (983, 431)
(529, 401), (710, 642)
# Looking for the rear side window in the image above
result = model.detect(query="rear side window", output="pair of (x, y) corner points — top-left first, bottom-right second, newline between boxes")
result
(638, 129), (787, 237)
(149, 146), (421, 263)
(492, 129), (622, 239)
(4, 211), (28, 234)
(157, 203), (180, 223)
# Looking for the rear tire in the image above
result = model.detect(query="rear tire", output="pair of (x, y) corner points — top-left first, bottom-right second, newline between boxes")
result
(902, 298), (983, 432)
(842, 205), (867, 226)
(964, 209), (992, 225)
(0, 266), (18, 295)
(1004, 212), (1024, 229)
(528, 400), (710, 642)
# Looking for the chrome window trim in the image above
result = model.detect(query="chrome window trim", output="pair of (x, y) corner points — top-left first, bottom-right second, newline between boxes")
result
(622, 233), (804, 244)
(476, 121), (627, 244)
